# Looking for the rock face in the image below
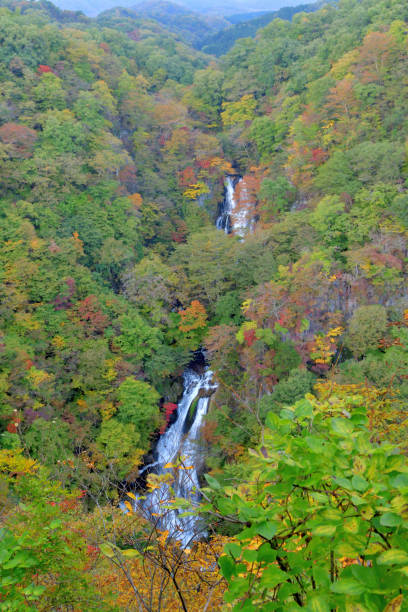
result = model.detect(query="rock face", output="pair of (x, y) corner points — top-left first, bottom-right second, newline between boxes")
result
(232, 175), (257, 237)
(216, 175), (257, 238)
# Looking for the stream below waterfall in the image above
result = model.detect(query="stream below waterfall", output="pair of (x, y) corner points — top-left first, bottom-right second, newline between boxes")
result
(133, 175), (251, 546)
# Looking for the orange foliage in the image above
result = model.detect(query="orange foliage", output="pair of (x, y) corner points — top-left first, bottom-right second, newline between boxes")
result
(178, 166), (196, 187)
(0, 122), (38, 158)
(95, 536), (226, 611)
(128, 192), (143, 209)
(327, 77), (358, 119)
(178, 300), (207, 333)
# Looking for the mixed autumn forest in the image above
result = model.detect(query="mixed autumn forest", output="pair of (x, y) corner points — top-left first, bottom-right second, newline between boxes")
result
(1, 0), (408, 609)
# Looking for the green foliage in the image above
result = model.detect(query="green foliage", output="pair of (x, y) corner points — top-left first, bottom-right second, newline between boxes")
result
(25, 418), (73, 466)
(203, 391), (408, 610)
(97, 419), (140, 477)
(116, 312), (163, 363)
(259, 176), (296, 216)
(116, 378), (160, 449)
(260, 368), (315, 417)
(345, 305), (388, 357)
(0, 452), (106, 610)
(249, 116), (277, 160)
(1, 6), (408, 609)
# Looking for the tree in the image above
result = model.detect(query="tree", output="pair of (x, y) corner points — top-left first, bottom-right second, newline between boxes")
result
(249, 116), (277, 160)
(345, 304), (388, 357)
(97, 418), (142, 478)
(221, 94), (257, 127)
(259, 176), (296, 219)
(0, 123), (37, 159)
(33, 72), (66, 111)
(116, 312), (163, 363)
(116, 378), (160, 450)
(24, 418), (73, 467)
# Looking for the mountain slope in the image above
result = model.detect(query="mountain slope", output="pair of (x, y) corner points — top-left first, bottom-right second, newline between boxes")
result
(100, 0), (229, 45)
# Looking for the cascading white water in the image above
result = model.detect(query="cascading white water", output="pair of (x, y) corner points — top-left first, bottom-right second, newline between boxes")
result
(216, 175), (236, 233)
(142, 368), (217, 547)
(216, 175), (253, 238)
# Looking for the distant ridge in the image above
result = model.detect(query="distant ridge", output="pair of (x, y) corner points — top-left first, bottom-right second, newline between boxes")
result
(125, 0), (229, 44)
(197, 0), (332, 55)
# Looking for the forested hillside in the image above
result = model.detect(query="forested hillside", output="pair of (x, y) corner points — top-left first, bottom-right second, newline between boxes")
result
(1, 0), (408, 609)
(99, 1), (229, 47)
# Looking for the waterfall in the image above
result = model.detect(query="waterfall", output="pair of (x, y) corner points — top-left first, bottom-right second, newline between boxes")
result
(133, 172), (252, 546)
(140, 368), (217, 547)
(216, 175), (254, 238)
(216, 175), (236, 233)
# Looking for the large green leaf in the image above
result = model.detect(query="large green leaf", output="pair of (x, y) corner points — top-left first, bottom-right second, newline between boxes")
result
(378, 549), (408, 566)
(330, 578), (365, 596)
(380, 513), (403, 527)
(256, 521), (277, 540)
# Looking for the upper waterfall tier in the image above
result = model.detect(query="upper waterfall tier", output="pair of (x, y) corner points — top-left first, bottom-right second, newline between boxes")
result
(216, 175), (255, 238)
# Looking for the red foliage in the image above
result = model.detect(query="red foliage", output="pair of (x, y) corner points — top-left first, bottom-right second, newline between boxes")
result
(37, 64), (53, 74)
(311, 148), (328, 165)
(119, 164), (138, 190)
(243, 329), (256, 347)
(7, 417), (21, 433)
(160, 402), (178, 433)
(54, 278), (76, 310)
(99, 42), (110, 53)
(178, 166), (196, 188)
(59, 498), (79, 513)
(76, 295), (109, 335)
(196, 159), (211, 169)
(171, 219), (188, 243)
(171, 232), (186, 243)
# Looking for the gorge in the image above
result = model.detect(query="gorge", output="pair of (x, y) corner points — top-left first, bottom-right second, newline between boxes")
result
(139, 175), (254, 543)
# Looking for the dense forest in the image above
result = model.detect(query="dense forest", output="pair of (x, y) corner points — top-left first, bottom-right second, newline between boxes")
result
(1, 0), (408, 609)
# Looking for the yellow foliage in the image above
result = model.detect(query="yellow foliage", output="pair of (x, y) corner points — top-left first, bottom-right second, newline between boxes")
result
(221, 94), (256, 127)
(309, 328), (344, 364)
(15, 312), (41, 331)
(94, 532), (227, 611)
(100, 401), (116, 421)
(241, 298), (253, 314)
(71, 231), (84, 254)
(314, 382), (408, 447)
(103, 358), (118, 382)
(0, 449), (38, 476)
(52, 335), (66, 349)
(327, 326), (344, 337)
(29, 238), (44, 250)
(209, 156), (234, 173)
(330, 50), (359, 79)
(183, 182), (210, 200)
(26, 366), (52, 387)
